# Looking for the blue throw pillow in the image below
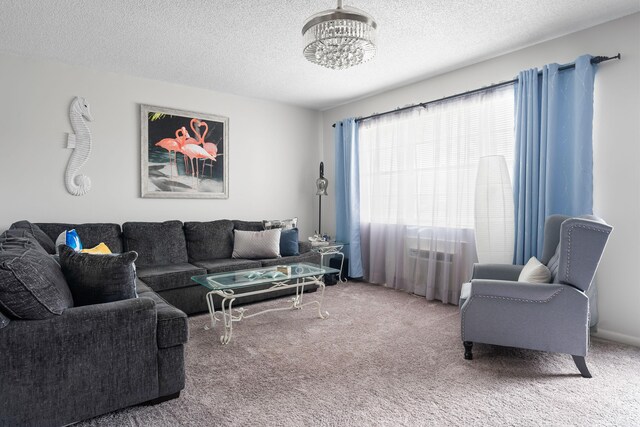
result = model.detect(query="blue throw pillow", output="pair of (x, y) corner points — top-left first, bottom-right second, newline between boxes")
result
(280, 228), (299, 257)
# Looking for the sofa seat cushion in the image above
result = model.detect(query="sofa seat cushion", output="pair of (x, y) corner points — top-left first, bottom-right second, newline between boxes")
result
(0, 248), (74, 319)
(260, 251), (320, 267)
(122, 221), (188, 267)
(191, 258), (262, 274)
(184, 220), (234, 261)
(137, 280), (188, 348)
(34, 223), (124, 253)
(136, 263), (206, 292)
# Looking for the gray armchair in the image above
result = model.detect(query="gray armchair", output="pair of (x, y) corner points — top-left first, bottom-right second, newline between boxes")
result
(459, 215), (612, 377)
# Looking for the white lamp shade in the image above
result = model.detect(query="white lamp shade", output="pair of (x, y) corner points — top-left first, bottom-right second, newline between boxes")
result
(474, 155), (515, 264)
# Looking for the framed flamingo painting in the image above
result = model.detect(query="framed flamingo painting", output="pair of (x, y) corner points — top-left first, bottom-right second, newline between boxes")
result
(141, 105), (229, 199)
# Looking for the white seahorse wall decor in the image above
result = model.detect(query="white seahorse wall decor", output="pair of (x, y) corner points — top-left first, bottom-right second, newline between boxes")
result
(65, 96), (94, 196)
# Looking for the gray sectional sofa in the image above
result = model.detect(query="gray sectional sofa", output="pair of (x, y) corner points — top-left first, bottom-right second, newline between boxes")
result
(0, 219), (319, 426)
(35, 219), (320, 314)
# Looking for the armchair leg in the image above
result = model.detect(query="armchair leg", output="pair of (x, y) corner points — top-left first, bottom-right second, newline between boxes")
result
(572, 355), (592, 378)
(463, 341), (473, 360)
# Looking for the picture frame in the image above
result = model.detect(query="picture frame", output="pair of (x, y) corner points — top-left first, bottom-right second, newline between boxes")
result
(141, 104), (229, 199)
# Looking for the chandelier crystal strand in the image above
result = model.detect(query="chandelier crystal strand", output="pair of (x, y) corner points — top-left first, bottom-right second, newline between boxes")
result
(302, 1), (377, 70)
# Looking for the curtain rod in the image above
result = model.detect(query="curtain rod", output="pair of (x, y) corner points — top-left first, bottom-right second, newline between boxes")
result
(332, 53), (620, 127)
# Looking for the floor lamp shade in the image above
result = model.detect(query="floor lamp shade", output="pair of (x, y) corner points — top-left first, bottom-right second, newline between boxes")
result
(474, 155), (515, 264)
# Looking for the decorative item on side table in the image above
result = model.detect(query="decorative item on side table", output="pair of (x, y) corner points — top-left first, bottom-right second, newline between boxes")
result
(474, 155), (515, 263)
(302, 0), (377, 70)
(141, 104), (229, 199)
(315, 161), (328, 237)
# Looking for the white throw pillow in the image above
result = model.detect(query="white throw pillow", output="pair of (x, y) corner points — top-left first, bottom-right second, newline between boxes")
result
(232, 229), (281, 259)
(518, 257), (551, 283)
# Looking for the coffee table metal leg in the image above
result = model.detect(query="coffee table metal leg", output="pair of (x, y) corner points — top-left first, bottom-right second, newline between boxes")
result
(203, 277), (329, 344)
(219, 293), (240, 345)
(205, 291), (217, 331)
(316, 279), (329, 319)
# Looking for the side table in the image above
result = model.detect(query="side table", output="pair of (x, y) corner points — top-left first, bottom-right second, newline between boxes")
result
(311, 243), (346, 283)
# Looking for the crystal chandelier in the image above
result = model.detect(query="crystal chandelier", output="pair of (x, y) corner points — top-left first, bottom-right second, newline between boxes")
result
(302, 0), (377, 70)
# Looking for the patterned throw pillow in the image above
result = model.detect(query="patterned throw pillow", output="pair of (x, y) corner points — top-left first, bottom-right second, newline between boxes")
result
(59, 245), (138, 306)
(263, 217), (298, 230)
(232, 229), (282, 259)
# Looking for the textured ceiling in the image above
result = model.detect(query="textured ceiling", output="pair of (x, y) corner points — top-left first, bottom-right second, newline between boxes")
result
(1, 1), (638, 110)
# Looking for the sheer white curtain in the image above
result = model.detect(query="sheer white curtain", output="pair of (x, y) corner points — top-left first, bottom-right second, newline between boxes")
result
(358, 85), (514, 304)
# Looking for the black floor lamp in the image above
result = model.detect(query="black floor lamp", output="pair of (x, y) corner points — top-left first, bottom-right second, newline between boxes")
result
(315, 162), (328, 235)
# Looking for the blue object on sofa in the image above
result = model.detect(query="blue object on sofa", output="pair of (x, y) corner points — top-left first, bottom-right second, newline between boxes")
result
(459, 215), (612, 378)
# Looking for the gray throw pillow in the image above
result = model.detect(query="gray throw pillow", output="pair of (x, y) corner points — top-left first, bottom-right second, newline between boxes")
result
(0, 248), (74, 319)
(0, 229), (48, 254)
(9, 221), (56, 254)
(59, 245), (138, 306)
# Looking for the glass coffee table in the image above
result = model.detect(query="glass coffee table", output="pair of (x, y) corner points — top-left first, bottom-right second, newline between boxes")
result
(191, 262), (339, 344)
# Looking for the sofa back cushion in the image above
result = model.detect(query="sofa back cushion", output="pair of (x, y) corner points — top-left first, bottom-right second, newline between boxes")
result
(35, 223), (124, 253)
(233, 220), (265, 232)
(122, 221), (188, 267)
(184, 220), (234, 261)
(0, 248), (74, 319)
(59, 245), (138, 306)
(9, 221), (56, 254)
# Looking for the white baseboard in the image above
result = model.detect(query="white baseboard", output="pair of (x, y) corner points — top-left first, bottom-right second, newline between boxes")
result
(593, 329), (640, 347)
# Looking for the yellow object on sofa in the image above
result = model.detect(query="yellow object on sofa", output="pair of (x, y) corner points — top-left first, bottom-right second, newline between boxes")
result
(81, 242), (112, 254)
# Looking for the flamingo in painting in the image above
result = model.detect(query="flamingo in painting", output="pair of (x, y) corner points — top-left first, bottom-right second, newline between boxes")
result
(181, 143), (216, 188)
(190, 119), (221, 177)
(155, 127), (188, 179)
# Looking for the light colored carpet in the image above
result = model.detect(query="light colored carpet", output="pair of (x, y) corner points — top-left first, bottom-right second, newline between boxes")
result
(79, 282), (640, 426)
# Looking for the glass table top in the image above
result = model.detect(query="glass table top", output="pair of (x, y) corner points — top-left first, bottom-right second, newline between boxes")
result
(191, 262), (340, 291)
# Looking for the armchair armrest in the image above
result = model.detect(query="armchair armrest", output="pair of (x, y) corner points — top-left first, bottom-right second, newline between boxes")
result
(462, 280), (589, 356)
(469, 279), (565, 302)
(471, 264), (524, 281)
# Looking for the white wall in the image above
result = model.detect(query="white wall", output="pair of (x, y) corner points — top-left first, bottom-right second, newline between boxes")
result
(321, 13), (640, 345)
(0, 54), (321, 238)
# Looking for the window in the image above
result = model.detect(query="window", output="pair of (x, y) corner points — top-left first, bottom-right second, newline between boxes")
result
(359, 84), (514, 229)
